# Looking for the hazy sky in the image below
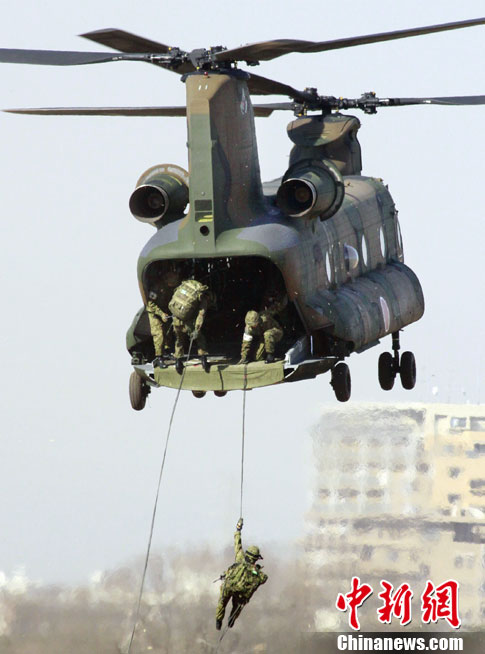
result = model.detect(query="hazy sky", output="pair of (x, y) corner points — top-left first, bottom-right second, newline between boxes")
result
(1, 0), (484, 584)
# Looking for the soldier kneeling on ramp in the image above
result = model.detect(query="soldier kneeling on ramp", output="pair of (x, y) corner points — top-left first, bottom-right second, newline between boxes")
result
(215, 519), (268, 630)
(168, 278), (213, 374)
(239, 295), (287, 364)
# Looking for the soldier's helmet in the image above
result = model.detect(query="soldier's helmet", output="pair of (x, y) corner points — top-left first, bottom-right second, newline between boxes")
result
(245, 311), (260, 327)
(245, 545), (263, 561)
(164, 270), (180, 288)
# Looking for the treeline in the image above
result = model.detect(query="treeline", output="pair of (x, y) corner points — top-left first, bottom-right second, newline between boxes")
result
(0, 548), (310, 654)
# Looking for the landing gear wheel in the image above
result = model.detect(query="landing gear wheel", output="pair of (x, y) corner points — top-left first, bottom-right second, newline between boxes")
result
(192, 390), (206, 398)
(400, 351), (416, 390)
(378, 352), (395, 390)
(331, 362), (351, 402)
(214, 390), (227, 397)
(129, 371), (149, 411)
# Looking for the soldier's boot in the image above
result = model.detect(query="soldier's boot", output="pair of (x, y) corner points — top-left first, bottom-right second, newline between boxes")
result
(200, 355), (210, 373)
(238, 356), (249, 365)
(265, 352), (275, 364)
(216, 619), (222, 631)
(175, 358), (184, 375)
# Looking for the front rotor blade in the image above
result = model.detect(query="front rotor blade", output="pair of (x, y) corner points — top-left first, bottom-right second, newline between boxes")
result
(217, 17), (485, 63)
(247, 72), (308, 102)
(383, 94), (485, 107)
(4, 106), (188, 116)
(0, 48), (153, 66)
(4, 105), (282, 117)
(253, 102), (295, 112)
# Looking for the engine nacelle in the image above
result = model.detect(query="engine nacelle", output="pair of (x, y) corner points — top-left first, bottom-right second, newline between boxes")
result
(276, 159), (344, 220)
(129, 163), (189, 225)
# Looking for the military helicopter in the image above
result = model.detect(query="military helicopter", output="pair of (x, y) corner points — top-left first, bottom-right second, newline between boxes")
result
(2, 18), (485, 408)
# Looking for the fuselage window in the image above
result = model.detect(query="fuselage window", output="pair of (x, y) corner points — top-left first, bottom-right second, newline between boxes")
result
(379, 226), (387, 260)
(344, 244), (359, 272)
(325, 250), (333, 284)
(361, 235), (369, 268)
(396, 218), (404, 259)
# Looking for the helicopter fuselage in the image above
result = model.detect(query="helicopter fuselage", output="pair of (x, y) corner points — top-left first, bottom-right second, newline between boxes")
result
(127, 71), (424, 393)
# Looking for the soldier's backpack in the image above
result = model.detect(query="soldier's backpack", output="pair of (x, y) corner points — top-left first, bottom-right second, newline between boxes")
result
(168, 279), (209, 321)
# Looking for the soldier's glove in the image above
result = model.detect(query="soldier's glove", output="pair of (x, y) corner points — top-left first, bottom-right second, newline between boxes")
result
(161, 312), (170, 323)
(192, 329), (200, 339)
(236, 518), (244, 531)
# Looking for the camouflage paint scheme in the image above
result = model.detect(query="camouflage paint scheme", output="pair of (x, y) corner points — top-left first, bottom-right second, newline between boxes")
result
(216, 529), (268, 626)
(128, 71), (424, 391)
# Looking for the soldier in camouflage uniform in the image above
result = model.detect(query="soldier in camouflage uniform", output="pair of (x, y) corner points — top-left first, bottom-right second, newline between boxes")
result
(239, 295), (287, 364)
(216, 519), (268, 630)
(168, 278), (213, 374)
(146, 269), (180, 368)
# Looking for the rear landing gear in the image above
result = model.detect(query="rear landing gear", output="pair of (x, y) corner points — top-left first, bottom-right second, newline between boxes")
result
(129, 371), (150, 411)
(331, 362), (351, 402)
(378, 332), (416, 391)
(400, 351), (416, 390)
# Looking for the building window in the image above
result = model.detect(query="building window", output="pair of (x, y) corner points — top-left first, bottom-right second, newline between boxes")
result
(474, 443), (485, 454)
(454, 556), (463, 568)
(470, 479), (485, 489)
(448, 467), (461, 479)
(448, 494), (461, 504)
(450, 417), (467, 430)
(338, 488), (359, 499)
(367, 489), (385, 498)
(471, 418), (485, 432)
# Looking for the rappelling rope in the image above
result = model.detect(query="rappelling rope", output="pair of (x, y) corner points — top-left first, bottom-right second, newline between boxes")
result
(127, 334), (196, 654)
(239, 364), (247, 518)
(217, 365), (248, 652)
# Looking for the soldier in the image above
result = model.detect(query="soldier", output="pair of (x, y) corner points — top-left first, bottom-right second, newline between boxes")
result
(216, 519), (267, 630)
(168, 278), (213, 374)
(146, 269), (180, 368)
(239, 295), (287, 364)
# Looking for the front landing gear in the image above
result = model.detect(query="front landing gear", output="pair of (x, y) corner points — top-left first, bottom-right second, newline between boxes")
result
(129, 371), (151, 411)
(378, 332), (416, 391)
(331, 362), (351, 402)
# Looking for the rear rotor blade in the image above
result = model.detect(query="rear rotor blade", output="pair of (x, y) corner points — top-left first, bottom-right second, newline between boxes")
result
(216, 17), (485, 63)
(80, 28), (196, 74)
(80, 28), (173, 53)
(0, 48), (154, 66)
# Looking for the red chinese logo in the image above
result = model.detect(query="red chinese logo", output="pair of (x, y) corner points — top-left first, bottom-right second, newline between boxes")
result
(378, 581), (413, 626)
(421, 580), (461, 629)
(336, 578), (460, 630)
(336, 576), (373, 630)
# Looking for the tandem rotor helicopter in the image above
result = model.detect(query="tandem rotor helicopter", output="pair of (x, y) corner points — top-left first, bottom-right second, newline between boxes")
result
(2, 18), (485, 408)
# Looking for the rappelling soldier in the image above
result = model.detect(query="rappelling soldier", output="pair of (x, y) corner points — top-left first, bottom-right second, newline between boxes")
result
(239, 294), (287, 364)
(146, 269), (180, 368)
(216, 519), (267, 630)
(168, 278), (213, 374)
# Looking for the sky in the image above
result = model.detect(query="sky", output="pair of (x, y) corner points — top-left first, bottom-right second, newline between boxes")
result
(0, 0), (484, 584)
